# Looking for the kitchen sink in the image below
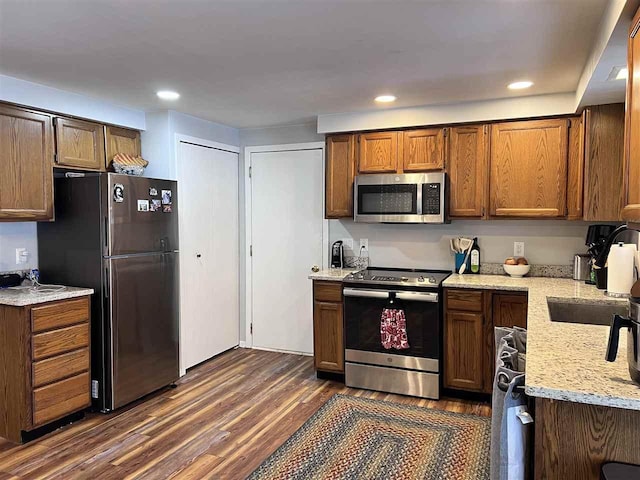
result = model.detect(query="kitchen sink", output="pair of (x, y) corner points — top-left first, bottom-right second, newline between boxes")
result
(547, 299), (628, 326)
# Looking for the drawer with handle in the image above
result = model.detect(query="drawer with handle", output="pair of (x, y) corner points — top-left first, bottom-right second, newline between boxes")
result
(33, 372), (90, 426)
(32, 323), (89, 361)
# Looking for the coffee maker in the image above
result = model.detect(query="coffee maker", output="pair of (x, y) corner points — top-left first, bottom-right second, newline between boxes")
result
(331, 240), (344, 269)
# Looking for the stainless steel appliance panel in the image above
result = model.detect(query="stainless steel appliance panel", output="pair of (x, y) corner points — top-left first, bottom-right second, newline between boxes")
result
(345, 362), (440, 399)
(105, 174), (179, 256)
(346, 349), (439, 372)
(107, 252), (179, 409)
(354, 172), (446, 224)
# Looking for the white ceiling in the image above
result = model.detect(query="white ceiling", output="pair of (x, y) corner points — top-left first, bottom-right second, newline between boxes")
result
(0, 0), (624, 128)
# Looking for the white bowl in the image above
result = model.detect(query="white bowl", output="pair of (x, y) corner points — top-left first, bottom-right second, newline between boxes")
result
(503, 264), (531, 277)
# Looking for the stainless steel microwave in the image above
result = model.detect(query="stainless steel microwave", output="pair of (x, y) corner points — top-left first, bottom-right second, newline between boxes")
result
(354, 172), (447, 224)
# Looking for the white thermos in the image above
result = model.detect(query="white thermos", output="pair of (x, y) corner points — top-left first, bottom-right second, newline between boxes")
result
(607, 242), (637, 296)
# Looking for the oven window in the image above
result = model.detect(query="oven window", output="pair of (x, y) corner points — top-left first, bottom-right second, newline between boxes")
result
(357, 184), (417, 215)
(344, 294), (439, 359)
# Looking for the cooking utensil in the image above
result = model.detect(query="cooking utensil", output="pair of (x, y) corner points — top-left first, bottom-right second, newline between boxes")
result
(457, 238), (474, 274)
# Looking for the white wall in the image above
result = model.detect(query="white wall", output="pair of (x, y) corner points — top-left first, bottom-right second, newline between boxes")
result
(142, 110), (240, 180)
(0, 75), (145, 129)
(0, 223), (38, 272)
(317, 93), (577, 133)
(330, 219), (590, 270)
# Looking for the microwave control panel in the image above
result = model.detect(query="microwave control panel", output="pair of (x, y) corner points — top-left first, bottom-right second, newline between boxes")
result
(423, 183), (441, 215)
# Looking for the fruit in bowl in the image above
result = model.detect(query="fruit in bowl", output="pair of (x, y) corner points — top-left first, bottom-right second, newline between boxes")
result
(503, 257), (530, 277)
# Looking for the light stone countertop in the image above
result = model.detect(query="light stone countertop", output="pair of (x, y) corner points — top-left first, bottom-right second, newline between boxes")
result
(0, 286), (94, 307)
(308, 268), (359, 281)
(443, 274), (640, 410)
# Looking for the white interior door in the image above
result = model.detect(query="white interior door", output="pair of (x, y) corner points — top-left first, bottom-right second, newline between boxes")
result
(178, 142), (239, 372)
(250, 148), (325, 354)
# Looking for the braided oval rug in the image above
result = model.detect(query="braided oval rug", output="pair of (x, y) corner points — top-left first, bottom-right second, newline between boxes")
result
(247, 394), (490, 480)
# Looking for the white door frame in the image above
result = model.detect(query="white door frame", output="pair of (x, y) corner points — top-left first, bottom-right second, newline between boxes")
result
(175, 134), (240, 375)
(244, 142), (328, 348)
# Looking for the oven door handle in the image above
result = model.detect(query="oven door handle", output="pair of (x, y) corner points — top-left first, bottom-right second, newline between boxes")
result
(343, 288), (438, 303)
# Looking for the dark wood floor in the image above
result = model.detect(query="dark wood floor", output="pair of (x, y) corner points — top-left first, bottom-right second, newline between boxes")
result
(0, 348), (490, 479)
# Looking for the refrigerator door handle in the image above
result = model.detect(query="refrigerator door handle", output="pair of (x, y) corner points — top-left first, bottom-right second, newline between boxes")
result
(104, 264), (109, 299)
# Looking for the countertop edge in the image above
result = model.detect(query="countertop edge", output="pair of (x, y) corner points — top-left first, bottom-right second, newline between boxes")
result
(0, 288), (95, 307)
(525, 386), (640, 411)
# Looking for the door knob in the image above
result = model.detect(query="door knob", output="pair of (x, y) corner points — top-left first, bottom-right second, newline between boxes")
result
(311, 265), (320, 273)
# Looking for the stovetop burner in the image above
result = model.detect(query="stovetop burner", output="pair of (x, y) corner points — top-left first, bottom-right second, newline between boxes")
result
(344, 267), (451, 289)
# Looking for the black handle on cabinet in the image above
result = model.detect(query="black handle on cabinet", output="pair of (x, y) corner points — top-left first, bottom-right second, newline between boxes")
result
(606, 314), (633, 362)
(196, 254), (202, 258)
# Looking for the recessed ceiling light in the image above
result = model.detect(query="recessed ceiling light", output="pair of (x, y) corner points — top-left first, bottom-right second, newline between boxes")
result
(607, 66), (628, 81)
(157, 90), (180, 100)
(375, 95), (396, 103)
(507, 81), (533, 90)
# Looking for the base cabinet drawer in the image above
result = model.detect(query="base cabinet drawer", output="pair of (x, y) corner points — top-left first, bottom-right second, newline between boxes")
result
(32, 323), (89, 360)
(33, 348), (90, 388)
(33, 372), (91, 426)
(31, 298), (90, 333)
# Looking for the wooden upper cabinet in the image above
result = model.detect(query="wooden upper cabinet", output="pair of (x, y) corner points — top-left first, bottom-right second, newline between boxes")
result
(567, 114), (585, 220)
(326, 135), (355, 218)
(357, 131), (398, 173)
(105, 125), (141, 170)
(448, 125), (488, 218)
(401, 128), (445, 172)
(54, 117), (105, 171)
(583, 104), (625, 221)
(490, 118), (569, 218)
(0, 104), (53, 221)
(623, 7), (640, 222)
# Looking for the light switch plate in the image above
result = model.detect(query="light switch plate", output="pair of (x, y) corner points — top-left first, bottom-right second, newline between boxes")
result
(360, 238), (369, 251)
(514, 242), (525, 257)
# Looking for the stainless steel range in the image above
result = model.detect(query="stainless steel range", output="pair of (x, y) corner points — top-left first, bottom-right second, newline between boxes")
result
(343, 267), (450, 399)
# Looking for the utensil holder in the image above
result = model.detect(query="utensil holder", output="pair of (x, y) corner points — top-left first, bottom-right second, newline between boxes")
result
(455, 253), (469, 274)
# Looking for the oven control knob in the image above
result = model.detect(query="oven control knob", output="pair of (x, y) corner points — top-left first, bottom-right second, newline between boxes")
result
(428, 276), (436, 283)
(418, 276), (425, 282)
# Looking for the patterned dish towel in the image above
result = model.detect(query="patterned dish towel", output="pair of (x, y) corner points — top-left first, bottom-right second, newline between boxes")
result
(380, 308), (410, 350)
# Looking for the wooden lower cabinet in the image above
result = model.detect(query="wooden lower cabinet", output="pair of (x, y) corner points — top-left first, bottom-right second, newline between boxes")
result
(0, 296), (91, 443)
(444, 288), (527, 394)
(312, 281), (344, 374)
(535, 398), (640, 480)
(444, 310), (485, 391)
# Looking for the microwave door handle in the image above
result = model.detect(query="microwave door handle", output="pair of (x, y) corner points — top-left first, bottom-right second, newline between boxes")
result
(416, 184), (423, 215)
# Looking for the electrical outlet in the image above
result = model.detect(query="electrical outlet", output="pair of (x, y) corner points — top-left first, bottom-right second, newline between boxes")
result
(360, 238), (369, 251)
(15, 248), (28, 265)
(343, 238), (354, 250)
(514, 242), (525, 257)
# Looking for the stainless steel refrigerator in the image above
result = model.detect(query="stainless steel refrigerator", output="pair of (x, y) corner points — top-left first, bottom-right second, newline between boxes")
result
(38, 173), (179, 412)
